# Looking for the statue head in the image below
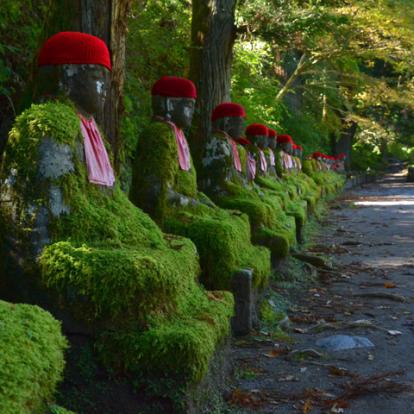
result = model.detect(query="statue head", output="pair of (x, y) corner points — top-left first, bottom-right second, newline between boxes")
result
(151, 76), (197, 129)
(36, 32), (111, 117)
(277, 134), (293, 153)
(245, 123), (269, 150)
(268, 128), (277, 151)
(212, 102), (246, 140)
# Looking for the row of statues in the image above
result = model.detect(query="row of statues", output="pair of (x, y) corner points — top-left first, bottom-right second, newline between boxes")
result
(0, 31), (345, 405)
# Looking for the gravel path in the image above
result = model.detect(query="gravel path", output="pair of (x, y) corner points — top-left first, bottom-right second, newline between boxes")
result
(226, 170), (414, 414)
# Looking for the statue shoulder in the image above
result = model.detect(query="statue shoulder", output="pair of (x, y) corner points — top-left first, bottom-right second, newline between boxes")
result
(139, 120), (177, 149)
(10, 101), (80, 148)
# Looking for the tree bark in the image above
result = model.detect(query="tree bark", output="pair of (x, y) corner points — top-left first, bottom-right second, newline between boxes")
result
(43, 0), (132, 171)
(189, 0), (237, 170)
(335, 120), (357, 171)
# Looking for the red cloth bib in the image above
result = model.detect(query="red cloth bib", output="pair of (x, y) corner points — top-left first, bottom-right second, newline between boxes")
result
(268, 149), (275, 167)
(247, 152), (256, 181)
(164, 120), (191, 171)
(79, 115), (115, 187)
(230, 139), (242, 173)
(259, 149), (268, 173)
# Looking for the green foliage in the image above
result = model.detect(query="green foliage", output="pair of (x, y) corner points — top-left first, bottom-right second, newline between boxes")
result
(121, 0), (192, 182)
(0, 300), (68, 414)
(0, 0), (50, 100)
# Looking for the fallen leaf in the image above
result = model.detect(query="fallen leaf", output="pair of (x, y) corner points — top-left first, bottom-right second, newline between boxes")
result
(384, 282), (397, 289)
(294, 327), (308, 334)
(329, 366), (354, 377)
(323, 399), (350, 409)
(303, 399), (313, 414)
(263, 348), (289, 358)
(388, 330), (402, 336)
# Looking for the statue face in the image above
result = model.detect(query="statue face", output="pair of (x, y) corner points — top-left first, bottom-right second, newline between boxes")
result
(213, 116), (245, 139)
(168, 98), (195, 129)
(278, 142), (292, 154)
(268, 138), (277, 150)
(249, 135), (268, 150)
(36, 64), (109, 116)
(152, 96), (195, 129)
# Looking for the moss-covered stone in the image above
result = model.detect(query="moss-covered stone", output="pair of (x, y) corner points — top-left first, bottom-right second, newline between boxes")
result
(1, 102), (234, 394)
(200, 134), (294, 260)
(0, 300), (67, 414)
(131, 121), (271, 290)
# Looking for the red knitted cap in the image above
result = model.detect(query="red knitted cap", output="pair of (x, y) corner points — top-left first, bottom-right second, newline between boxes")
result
(245, 123), (268, 136)
(268, 128), (277, 138)
(236, 137), (252, 146)
(212, 102), (246, 121)
(152, 76), (197, 99)
(297, 145), (303, 151)
(312, 151), (323, 158)
(338, 153), (346, 159)
(38, 32), (111, 71)
(277, 134), (293, 144)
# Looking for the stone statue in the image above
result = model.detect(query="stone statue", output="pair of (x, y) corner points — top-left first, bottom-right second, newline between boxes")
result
(266, 128), (278, 177)
(0, 32), (234, 384)
(202, 103), (297, 261)
(131, 78), (271, 333)
(245, 123), (269, 178)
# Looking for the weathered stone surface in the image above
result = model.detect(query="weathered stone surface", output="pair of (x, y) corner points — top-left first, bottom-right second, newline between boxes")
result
(49, 185), (70, 217)
(231, 269), (253, 336)
(316, 334), (374, 351)
(38, 138), (74, 179)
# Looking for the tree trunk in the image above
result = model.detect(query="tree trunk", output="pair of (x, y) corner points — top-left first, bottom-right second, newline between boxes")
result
(43, 0), (132, 171)
(335, 120), (357, 171)
(189, 0), (237, 170)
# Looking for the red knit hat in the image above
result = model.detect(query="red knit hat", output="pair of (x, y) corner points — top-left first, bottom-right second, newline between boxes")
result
(236, 137), (252, 146)
(338, 153), (346, 159)
(297, 145), (303, 151)
(277, 134), (293, 144)
(245, 123), (268, 136)
(38, 32), (111, 71)
(212, 102), (246, 121)
(268, 128), (277, 138)
(312, 151), (323, 159)
(152, 76), (197, 99)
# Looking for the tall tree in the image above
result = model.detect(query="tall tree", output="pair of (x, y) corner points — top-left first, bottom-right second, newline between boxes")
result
(189, 0), (237, 168)
(44, 0), (132, 170)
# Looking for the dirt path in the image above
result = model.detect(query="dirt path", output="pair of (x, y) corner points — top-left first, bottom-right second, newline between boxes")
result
(225, 171), (414, 414)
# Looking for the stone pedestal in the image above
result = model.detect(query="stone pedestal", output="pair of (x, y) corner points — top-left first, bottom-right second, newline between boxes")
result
(231, 269), (253, 336)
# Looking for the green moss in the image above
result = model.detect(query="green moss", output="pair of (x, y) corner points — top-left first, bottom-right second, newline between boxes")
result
(48, 405), (76, 414)
(0, 300), (68, 414)
(131, 121), (271, 290)
(3, 102), (234, 393)
(98, 290), (234, 384)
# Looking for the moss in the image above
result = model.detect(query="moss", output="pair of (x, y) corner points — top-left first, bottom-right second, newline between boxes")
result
(0, 300), (68, 414)
(131, 121), (271, 290)
(198, 141), (298, 259)
(48, 405), (76, 414)
(216, 181), (292, 259)
(98, 290), (234, 384)
(2, 102), (234, 393)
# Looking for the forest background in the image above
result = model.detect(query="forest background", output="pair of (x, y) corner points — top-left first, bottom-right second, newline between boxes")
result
(1, 0), (414, 180)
